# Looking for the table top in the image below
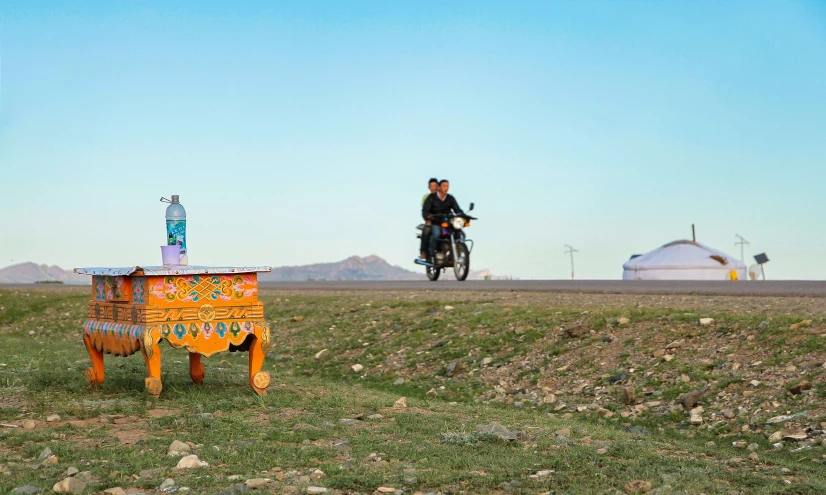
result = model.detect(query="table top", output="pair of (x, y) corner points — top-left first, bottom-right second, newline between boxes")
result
(74, 265), (273, 276)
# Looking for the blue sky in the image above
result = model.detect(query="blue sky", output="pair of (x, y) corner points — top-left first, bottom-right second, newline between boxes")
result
(2, 1), (825, 279)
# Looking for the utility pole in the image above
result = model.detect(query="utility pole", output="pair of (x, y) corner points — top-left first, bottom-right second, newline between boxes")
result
(564, 244), (579, 280)
(735, 234), (750, 263)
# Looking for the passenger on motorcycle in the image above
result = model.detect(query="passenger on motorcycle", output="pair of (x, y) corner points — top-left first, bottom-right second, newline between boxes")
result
(422, 179), (465, 260)
(420, 178), (439, 259)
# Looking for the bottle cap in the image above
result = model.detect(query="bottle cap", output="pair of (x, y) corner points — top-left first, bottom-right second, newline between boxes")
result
(171, 195), (179, 203)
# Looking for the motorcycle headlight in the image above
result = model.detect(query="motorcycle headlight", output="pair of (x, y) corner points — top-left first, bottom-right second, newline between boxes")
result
(451, 217), (465, 230)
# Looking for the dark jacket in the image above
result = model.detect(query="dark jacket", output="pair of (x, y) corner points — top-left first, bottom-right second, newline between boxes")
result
(423, 193), (464, 221)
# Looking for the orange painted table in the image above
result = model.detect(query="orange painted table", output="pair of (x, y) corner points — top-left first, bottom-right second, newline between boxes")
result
(74, 265), (273, 397)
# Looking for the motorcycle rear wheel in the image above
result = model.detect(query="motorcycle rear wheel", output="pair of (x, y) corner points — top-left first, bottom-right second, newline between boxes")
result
(453, 243), (470, 281)
(426, 265), (440, 281)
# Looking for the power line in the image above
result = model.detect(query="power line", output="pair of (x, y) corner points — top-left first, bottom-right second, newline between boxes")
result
(564, 244), (579, 280)
(735, 233), (750, 263)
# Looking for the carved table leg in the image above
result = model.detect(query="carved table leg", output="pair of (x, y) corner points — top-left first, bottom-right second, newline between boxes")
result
(141, 327), (163, 397)
(248, 322), (271, 396)
(189, 352), (205, 385)
(83, 332), (105, 386)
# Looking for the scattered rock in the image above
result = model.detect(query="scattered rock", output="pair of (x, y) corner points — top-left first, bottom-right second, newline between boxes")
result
(291, 316), (304, 322)
(351, 364), (364, 373)
(652, 349), (665, 358)
(426, 388), (437, 398)
(22, 420), (36, 429)
(220, 485), (251, 495)
(721, 409), (735, 420)
(11, 486), (42, 495)
(158, 478), (176, 492)
(789, 381), (812, 395)
(608, 372), (629, 384)
(747, 443), (759, 452)
(393, 378), (405, 385)
(766, 415), (792, 424)
(555, 434), (575, 446)
(476, 423), (521, 441)
(677, 386), (708, 409)
(176, 455), (209, 469)
(46, 414), (61, 422)
(624, 480), (652, 493)
(37, 448), (53, 462)
(689, 408), (703, 426)
(596, 448), (608, 455)
(103, 489), (126, 495)
(782, 429), (808, 441)
(217, 360), (231, 368)
(39, 455), (58, 467)
(444, 306), (455, 311)
(563, 324), (589, 338)
(168, 440), (191, 456)
(245, 478), (272, 489)
(367, 414), (384, 420)
(622, 387), (635, 405)
(310, 469), (325, 480)
(75, 471), (94, 483)
(66, 467), (79, 477)
(140, 467), (167, 479)
(445, 360), (460, 377)
(768, 431), (784, 442)
(306, 488), (327, 494)
(618, 317), (631, 325)
(732, 440), (747, 449)
(481, 357), (493, 366)
(621, 426), (652, 436)
(377, 488), (396, 494)
(543, 394), (557, 404)
(314, 349), (330, 360)
(53, 478), (86, 494)
(699, 318), (714, 326)
(705, 441), (715, 447)
(393, 397), (408, 408)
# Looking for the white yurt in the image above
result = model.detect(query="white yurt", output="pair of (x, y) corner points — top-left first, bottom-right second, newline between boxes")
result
(622, 240), (747, 281)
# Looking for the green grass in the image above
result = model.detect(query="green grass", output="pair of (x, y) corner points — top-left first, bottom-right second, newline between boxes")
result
(0, 287), (824, 494)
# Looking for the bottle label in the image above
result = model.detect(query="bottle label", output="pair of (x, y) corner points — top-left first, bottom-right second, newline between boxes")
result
(166, 220), (187, 254)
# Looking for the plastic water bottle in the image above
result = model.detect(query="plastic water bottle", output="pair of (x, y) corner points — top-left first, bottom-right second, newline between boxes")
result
(164, 195), (188, 265)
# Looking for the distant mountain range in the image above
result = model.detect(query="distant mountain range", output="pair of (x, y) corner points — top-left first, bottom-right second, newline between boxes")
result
(0, 262), (90, 284)
(0, 256), (506, 284)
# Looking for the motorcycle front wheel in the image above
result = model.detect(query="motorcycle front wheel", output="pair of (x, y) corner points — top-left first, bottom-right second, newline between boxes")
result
(426, 265), (440, 281)
(453, 243), (469, 281)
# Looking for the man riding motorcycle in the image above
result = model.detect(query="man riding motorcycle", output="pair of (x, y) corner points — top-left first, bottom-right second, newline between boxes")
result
(420, 178), (439, 259)
(421, 179), (465, 261)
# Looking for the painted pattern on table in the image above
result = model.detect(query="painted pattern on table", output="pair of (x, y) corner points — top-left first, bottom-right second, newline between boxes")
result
(93, 276), (106, 301)
(83, 320), (144, 340)
(83, 320), (263, 342)
(162, 320), (258, 340)
(150, 274), (257, 303)
(132, 277), (147, 304)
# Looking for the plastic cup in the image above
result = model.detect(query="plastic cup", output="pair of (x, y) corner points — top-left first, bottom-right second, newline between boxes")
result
(161, 245), (181, 265)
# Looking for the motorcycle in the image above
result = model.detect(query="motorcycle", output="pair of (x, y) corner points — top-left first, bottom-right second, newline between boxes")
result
(414, 203), (477, 281)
